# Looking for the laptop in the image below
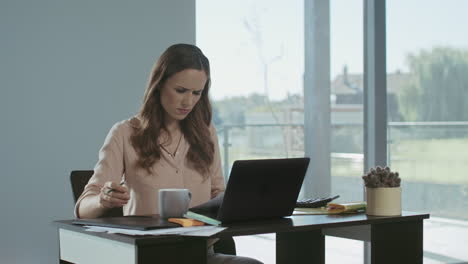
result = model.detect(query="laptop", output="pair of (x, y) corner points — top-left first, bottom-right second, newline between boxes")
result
(187, 157), (310, 225)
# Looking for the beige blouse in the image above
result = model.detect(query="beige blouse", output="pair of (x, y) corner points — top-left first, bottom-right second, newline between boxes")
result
(75, 117), (225, 218)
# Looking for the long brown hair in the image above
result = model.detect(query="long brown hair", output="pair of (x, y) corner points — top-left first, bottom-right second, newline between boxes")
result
(131, 44), (214, 177)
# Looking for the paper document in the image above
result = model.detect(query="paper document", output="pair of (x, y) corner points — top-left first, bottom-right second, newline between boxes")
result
(84, 225), (226, 237)
(293, 201), (367, 215)
(293, 208), (330, 215)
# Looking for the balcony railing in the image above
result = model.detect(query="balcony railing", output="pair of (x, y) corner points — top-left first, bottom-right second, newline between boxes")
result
(216, 121), (468, 219)
(217, 121), (468, 176)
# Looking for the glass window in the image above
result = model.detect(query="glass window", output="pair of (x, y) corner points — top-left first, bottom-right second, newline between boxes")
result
(328, 1), (365, 262)
(197, 0), (304, 262)
(387, 1), (468, 263)
(197, 0), (304, 176)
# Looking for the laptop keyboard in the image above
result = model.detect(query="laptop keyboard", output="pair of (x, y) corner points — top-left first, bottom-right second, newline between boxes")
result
(296, 195), (340, 208)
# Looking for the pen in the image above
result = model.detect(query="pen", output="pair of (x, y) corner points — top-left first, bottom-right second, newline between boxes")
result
(105, 180), (126, 194)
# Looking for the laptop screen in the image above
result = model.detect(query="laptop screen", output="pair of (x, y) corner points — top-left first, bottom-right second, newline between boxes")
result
(218, 157), (310, 224)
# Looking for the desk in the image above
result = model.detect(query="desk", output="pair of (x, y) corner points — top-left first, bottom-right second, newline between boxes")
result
(55, 211), (429, 264)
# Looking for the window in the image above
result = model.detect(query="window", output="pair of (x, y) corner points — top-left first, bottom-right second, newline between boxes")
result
(387, 1), (468, 262)
(328, 1), (365, 262)
(197, 1), (304, 262)
(198, 1), (468, 263)
(197, 0), (304, 176)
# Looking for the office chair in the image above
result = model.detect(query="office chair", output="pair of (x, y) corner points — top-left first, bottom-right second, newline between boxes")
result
(70, 170), (123, 217)
(70, 170), (236, 255)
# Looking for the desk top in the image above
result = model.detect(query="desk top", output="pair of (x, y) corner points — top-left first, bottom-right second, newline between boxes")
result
(55, 211), (429, 244)
(219, 211), (429, 237)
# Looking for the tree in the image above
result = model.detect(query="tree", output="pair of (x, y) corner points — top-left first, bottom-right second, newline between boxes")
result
(398, 47), (468, 121)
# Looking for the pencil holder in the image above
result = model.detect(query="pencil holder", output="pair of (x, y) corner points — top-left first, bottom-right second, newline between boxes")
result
(366, 187), (402, 216)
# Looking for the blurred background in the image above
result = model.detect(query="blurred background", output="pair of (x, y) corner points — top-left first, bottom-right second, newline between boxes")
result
(197, 0), (468, 263)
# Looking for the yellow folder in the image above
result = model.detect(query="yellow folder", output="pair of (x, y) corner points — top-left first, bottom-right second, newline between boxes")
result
(168, 218), (205, 227)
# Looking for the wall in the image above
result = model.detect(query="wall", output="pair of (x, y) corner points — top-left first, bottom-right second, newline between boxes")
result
(0, 1), (195, 263)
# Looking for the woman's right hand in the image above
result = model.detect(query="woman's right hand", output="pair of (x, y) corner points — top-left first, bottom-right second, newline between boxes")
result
(99, 181), (130, 209)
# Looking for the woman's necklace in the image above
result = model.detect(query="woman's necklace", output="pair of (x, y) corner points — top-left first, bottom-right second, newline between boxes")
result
(160, 133), (182, 158)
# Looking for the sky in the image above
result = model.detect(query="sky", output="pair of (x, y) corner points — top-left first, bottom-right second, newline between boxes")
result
(197, 0), (468, 100)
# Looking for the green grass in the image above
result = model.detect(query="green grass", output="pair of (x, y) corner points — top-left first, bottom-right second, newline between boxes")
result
(389, 138), (468, 184)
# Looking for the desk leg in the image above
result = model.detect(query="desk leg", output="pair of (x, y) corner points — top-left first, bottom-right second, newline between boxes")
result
(137, 238), (207, 264)
(371, 220), (423, 264)
(276, 230), (325, 264)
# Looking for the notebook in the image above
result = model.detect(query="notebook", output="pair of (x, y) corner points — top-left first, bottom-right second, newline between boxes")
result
(186, 157), (310, 225)
(72, 215), (180, 230)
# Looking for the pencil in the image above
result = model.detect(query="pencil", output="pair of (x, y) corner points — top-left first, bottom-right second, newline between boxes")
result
(105, 180), (126, 194)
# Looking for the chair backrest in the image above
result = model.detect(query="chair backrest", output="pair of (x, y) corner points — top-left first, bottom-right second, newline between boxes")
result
(70, 170), (94, 203)
(70, 170), (123, 217)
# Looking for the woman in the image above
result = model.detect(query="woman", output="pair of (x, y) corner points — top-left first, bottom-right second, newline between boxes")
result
(75, 44), (262, 264)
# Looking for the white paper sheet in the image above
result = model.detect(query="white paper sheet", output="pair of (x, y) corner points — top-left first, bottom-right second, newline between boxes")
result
(84, 225), (226, 237)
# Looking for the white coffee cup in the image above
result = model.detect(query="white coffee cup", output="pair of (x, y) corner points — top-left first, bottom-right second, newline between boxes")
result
(158, 189), (192, 219)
